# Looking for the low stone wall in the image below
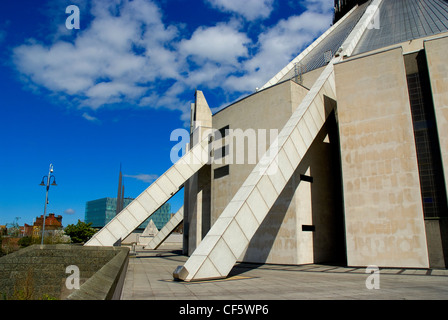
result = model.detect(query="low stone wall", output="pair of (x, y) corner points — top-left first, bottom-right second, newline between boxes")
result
(66, 246), (129, 300)
(0, 244), (129, 300)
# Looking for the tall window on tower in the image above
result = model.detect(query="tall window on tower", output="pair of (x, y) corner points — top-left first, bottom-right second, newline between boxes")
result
(405, 51), (448, 219)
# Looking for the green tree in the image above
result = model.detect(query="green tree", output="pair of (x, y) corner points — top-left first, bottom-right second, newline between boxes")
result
(18, 236), (33, 248)
(6, 217), (21, 237)
(0, 235), (4, 257)
(64, 220), (97, 243)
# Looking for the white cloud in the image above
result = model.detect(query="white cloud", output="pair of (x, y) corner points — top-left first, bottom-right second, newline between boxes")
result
(222, 10), (333, 92)
(302, 0), (334, 14)
(179, 23), (250, 65)
(12, 0), (180, 111)
(124, 174), (158, 183)
(206, 0), (274, 20)
(82, 112), (100, 122)
(177, 21), (252, 92)
(64, 208), (76, 215)
(11, 0), (333, 120)
(186, 62), (236, 89)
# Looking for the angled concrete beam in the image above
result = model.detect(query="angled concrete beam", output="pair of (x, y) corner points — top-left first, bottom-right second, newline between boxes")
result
(85, 136), (210, 247)
(173, 64), (337, 281)
(144, 206), (184, 250)
(173, 0), (383, 282)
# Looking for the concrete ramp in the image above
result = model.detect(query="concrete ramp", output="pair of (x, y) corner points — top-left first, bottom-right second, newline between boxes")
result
(173, 0), (382, 281)
(85, 137), (210, 247)
(144, 206), (184, 250)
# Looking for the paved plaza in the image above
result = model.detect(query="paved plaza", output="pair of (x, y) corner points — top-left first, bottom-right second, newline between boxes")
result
(121, 243), (448, 300)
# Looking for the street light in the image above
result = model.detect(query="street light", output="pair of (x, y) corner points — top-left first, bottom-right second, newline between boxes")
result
(39, 164), (57, 245)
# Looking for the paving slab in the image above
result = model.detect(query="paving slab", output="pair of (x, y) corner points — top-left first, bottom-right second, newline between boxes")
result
(120, 244), (448, 300)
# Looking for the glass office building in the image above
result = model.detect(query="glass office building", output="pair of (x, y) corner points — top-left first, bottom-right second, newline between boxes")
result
(85, 197), (171, 230)
(85, 197), (134, 228)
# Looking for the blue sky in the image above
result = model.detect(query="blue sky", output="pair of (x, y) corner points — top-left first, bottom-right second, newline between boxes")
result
(0, 0), (333, 227)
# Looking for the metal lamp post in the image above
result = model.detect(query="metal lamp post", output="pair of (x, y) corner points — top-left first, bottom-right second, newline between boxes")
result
(39, 164), (57, 245)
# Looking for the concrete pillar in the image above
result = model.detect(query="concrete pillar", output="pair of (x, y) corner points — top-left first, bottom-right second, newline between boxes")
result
(424, 36), (448, 202)
(335, 47), (429, 268)
(184, 90), (213, 255)
(423, 36), (448, 268)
